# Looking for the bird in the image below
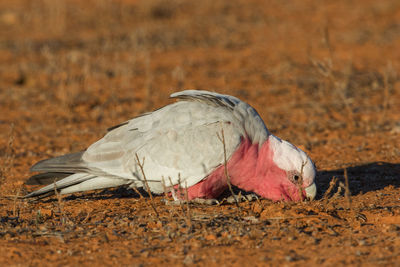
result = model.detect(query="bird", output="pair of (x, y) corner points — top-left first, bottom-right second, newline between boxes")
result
(25, 90), (317, 202)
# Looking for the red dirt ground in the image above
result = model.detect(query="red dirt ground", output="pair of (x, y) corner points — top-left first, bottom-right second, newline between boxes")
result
(1, 0), (400, 266)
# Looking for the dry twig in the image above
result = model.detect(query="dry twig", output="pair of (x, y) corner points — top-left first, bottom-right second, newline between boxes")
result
(343, 168), (352, 210)
(184, 181), (192, 229)
(380, 63), (393, 125)
(54, 181), (66, 226)
(131, 185), (144, 199)
(323, 176), (338, 199)
(177, 174), (186, 214)
(12, 186), (21, 217)
(166, 176), (186, 220)
(217, 127), (240, 210)
(0, 124), (15, 187)
(135, 153), (159, 218)
(297, 160), (307, 201)
(161, 176), (169, 200)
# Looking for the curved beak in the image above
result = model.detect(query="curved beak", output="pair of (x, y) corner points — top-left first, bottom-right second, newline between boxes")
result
(304, 183), (317, 201)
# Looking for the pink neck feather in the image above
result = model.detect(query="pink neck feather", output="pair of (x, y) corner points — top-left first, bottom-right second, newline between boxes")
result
(229, 138), (279, 193)
(229, 138), (304, 201)
(186, 137), (285, 200)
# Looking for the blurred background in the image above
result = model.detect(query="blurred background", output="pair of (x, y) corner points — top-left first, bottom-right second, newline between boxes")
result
(0, 0), (399, 189)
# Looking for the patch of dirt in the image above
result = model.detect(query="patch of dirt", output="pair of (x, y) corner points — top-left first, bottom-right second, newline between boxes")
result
(1, 0), (400, 266)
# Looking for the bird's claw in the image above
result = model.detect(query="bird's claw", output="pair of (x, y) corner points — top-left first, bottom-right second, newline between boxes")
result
(162, 198), (220, 206)
(224, 193), (259, 204)
(162, 192), (259, 206)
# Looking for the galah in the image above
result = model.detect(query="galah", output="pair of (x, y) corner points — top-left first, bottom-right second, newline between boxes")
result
(25, 90), (317, 202)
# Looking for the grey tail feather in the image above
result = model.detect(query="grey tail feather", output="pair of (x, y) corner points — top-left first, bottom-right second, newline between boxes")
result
(30, 151), (86, 173)
(25, 190), (58, 199)
(24, 173), (95, 198)
(25, 172), (72, 185)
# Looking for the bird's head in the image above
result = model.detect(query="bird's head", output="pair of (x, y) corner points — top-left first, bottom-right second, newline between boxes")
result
(253, 135), (317, 202)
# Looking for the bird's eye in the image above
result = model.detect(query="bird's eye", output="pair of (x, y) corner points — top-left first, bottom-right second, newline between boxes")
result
(290, 172), (302, 184)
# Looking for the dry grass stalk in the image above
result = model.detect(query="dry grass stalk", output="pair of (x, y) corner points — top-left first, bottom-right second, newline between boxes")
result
(131, 185), (144, 199)
(323, 176), (338, 199)
(161, 176), (169, 200)
(144, 52), (153, 111)
(380, 63), (393, 125)
(310, 31), (356, 131)
(343, 168), (355, 245)
(323, 25), (334, 66)
(135, 153), (159, 218)
(54, 181), (66, 226)
(177, 174), (194, 231)
(343, 168), (352, 210)
(12, 186), (21, 217)
(161, 177), (175, 222)
(254, 194), (265, 212)
(335, 76), (355, 130)
(332, 182), (345, 199)
(184, 181), (192, 229)
(287, 188), (295, 203)
(167, 176), (186, 220)
(0, 124), (15, 188)
(217, 127), (240, 210)
(167, 176), (177, 199)
(297, 160), (307, 201)
(177, 174), (186, 213)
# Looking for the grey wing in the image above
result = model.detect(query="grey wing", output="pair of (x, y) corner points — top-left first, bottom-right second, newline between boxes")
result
(82, 90), (269, 193)
(82, 105), (242, 193)
(171, 90), (269, 144)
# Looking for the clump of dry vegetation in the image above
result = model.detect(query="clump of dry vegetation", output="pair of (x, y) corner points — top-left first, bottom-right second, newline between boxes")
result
(0, 124), (15, 190)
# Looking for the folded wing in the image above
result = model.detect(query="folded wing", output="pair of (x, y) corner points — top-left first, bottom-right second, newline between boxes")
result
(26, 90), (269, 196)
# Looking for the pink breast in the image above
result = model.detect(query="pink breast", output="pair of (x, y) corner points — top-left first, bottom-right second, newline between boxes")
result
(184, 138), (258, 200)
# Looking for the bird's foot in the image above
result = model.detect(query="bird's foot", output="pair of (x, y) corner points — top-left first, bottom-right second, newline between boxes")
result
(162, 192), (259, 206)
(162, 198), (219, 206)
(222, 193), (259, 204)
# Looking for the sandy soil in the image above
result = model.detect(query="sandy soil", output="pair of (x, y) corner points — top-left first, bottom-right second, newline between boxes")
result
(1, 0), (400, 266)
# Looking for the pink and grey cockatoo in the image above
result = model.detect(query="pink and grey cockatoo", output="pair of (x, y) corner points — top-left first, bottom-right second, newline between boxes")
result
(25, 90), (317, 202)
